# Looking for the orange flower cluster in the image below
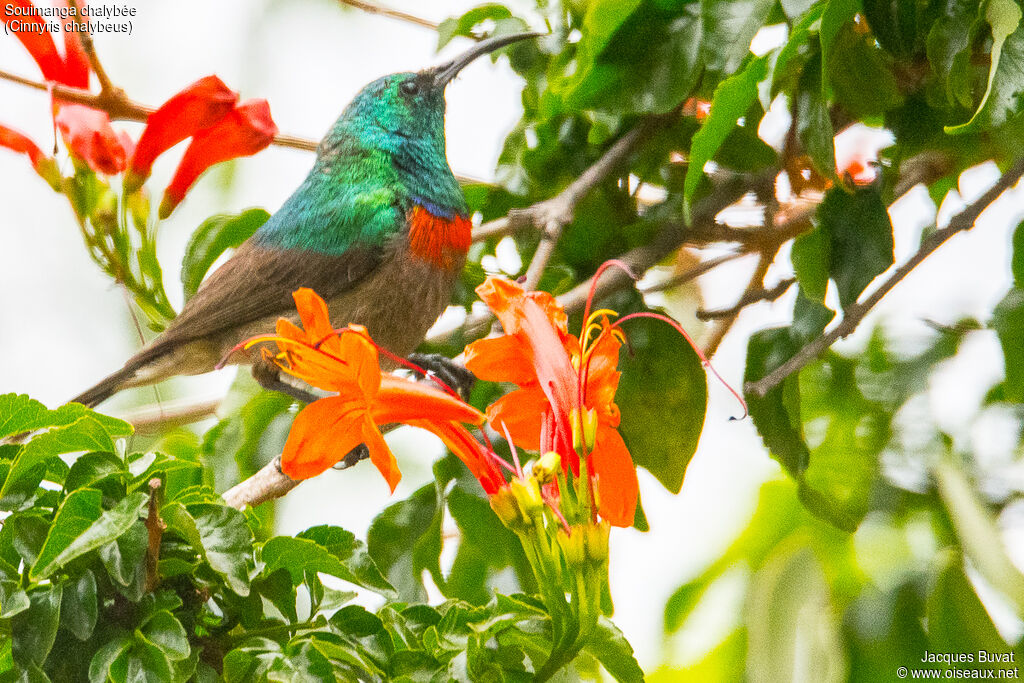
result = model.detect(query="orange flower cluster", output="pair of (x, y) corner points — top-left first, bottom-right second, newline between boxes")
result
(0, 3), (277, 217)
(240, 289), (503, 495)
(249, 276), (644, 528)
(464, 278), (639, 527)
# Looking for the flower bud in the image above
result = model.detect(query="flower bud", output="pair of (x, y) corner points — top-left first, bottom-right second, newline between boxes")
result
(490, 488), (530, 533)
(584, 521), (610, 564)
(557, 526), (586, 567)
(510, 477), (544, 518)
(532, 451), (561, 487)
(571, 408), (599, 452)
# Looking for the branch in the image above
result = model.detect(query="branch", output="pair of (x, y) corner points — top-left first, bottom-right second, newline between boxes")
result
(696, 277), (795, 320)
(69, 0), (117, 97)
(144, 478), (165, 591)
(745, 159), (1024, 398)
(127, 398), (222, 435)
(222, 456), (297, 510)
(517, 124), (652, 290)
(702, 249), (776, 357)
(337, 0), (438, 30)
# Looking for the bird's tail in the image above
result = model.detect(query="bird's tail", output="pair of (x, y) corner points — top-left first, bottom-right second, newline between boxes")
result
(70, 350), (160, 408)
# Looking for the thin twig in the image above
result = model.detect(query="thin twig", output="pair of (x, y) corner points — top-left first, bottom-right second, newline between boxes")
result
(745, 159), (1024, 398)
(518, 124), (653, 290)
(222, 456), (297, 509)
(144, 478), (165, 591)
(638, 251), (747, 294)
(337, 0), (438, 30)
(696, 277), (795, 320)
(702, 249), (776, 358)
(68, 0), (117, 97)
(127, 398), (222, 434)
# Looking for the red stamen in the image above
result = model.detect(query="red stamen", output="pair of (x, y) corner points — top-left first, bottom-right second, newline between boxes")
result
(582, 259), (638, 339)
(612, 311), (749, 419)
(500, 420), (524, 479)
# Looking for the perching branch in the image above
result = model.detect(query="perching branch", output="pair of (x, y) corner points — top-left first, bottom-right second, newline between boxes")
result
(144, 478), (165, 591)
(744, 158), (1024, 399)
(222, 456), (297, 510)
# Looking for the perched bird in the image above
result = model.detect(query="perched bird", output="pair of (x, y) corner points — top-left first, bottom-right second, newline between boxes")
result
(72, 32), (538, 408)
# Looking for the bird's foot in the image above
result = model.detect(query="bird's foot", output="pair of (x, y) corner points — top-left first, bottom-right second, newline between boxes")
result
(334, 444), (370, 470)
(405, 353), (476, 400)
(252, 362), (319, 404)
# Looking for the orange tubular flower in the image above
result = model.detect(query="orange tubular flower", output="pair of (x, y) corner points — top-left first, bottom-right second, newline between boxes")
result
(0, 124), (59, 187)
(159, 100), (278, 218)
(464, 277), (639, 527)
(240, 289), (488, 493)
(125, 76), (239, 192)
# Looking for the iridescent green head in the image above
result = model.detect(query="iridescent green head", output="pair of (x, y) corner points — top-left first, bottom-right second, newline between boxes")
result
(322, 32), (541, 158)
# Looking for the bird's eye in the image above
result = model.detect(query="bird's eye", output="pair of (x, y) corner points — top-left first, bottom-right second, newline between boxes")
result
(400, 80), (419, 96)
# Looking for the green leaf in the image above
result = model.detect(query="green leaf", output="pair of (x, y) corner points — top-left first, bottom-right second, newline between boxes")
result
(824, 19), (903, 117)
(617, 315), (708, 493)
(89, 635), (132, 683)
(140, 611), (190, 661)
(260, 526), (395, 597)
(32, 492), (148, 580)
(946, 0), (1024, 134)
(31, 488), (103, 579)
(744, 328), (809, 476)
(367, 464), (455, 601)
(701, 0), (777, 77)
(684, 55), (770, 206)
(98, 521), (147, 599)
(0, 393), (132, 441)
(162, 502), (253, 595)
(438, 4), (514, 49)
(926, 0), (979, 109)
(746, 545), (845, 683)
(60, 570), (99, 641)
(795, 53), (836, 181)
(791, 226), (831, 302)
(993, 287), (1024, 402)
(11, 584), (61, 667)
(927, 550), (1011, 659)
(556, 1), (703, 114)
(180, 209), (270, 300)
(818, 187), (894, 311)
(0, 579), (29, 619)
(797, 354), (888, 532)
(1013, 219), (1024, 287)
(2, 416), (120, 502)
(586, 617), (644, 683)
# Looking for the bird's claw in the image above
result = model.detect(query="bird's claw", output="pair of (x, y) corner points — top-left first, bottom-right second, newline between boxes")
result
(406, 353), (476, 401)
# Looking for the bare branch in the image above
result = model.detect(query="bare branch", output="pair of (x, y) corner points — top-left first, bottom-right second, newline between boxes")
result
(127, 398), (222, 435)
(337, 0), (439, 30)
(68, 0), (118, 97)
(702, 249), (776, 358)
(745, 159), (1024, 398)
(222, 456), (297, 510)
(144, 478), (166, 591)
(637, 251), (747, 294)
(696, 277), (795, 320)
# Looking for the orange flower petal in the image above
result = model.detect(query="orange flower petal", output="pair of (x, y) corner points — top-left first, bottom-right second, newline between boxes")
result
(281, 395), (367, 479)
(583, 323), (622, 419)
(484, 387), (547, 451)
(55, 104), (130, 174)
(464, 333), (536, 385)
(2, 1), (66, 82)
(362, 416), (401, 492)
(159, 99), (277, 217)
(292, 287), (336, 346)
(589, 426), (638, 527)
(127, 75), (238, 189)
(375, 376), (483, 426)
(410, 420), (505, 495)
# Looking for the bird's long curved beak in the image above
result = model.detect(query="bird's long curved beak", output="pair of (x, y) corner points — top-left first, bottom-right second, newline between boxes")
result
(428, 31), (543, 88)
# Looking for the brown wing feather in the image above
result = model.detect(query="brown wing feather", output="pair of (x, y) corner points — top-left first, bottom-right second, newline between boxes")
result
(151, 241), (382, 353)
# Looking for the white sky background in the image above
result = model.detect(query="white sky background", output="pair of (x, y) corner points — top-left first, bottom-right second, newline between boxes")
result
(1, 0), (1023, 672)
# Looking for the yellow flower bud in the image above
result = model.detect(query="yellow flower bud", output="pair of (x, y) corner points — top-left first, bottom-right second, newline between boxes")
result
(584, 521), (610, 564)
(510, 477), (544, 518)
(532, 451), (561, 486)
(571, 408), (599, 452)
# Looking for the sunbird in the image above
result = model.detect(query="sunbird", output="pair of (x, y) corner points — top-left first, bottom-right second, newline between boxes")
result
(72, 32), (539, 408)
